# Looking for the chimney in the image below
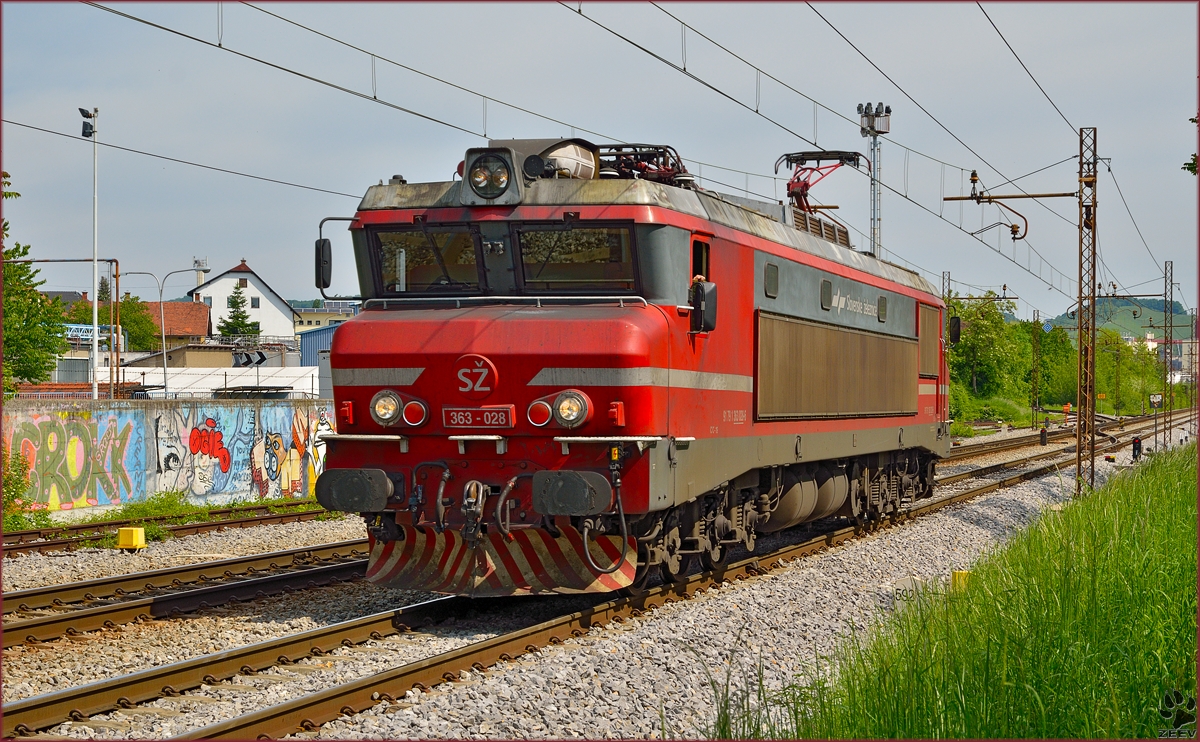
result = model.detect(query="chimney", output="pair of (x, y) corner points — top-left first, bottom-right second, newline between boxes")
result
(123, 291), (131, 300)
(82, 291), (89, 302)
(193, 256), (209, 286)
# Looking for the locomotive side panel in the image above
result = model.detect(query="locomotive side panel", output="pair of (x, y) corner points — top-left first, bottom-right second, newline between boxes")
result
(756, 313), (918, 419)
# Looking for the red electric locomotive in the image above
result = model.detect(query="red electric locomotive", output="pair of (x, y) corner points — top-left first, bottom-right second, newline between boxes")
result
(314, 139), (952, 596)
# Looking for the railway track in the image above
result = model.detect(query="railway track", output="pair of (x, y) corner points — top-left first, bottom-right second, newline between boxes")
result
(944, 414), (1150, 462)
(3, 500), (324, 558)
(1, 541), (368, 649)
(3, 421), (1169, 739)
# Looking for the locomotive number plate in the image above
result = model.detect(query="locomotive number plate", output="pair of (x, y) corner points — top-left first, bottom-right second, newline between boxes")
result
(442, 405), (515, 428)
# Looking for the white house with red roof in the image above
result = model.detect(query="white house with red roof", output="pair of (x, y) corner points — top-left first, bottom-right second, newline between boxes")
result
(188, 259), (299, 338)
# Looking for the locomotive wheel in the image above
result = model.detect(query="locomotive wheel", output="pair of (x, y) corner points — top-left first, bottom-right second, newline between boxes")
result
(700, 542), (727, 571)
(660, 554), (692, 584)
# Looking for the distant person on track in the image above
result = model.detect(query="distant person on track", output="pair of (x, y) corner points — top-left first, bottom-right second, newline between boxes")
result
(1132, 436), (1142, 462)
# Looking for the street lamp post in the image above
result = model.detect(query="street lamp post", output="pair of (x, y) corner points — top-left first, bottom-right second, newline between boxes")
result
(80, 106), (99, 399)
(126, 266), (210, 397)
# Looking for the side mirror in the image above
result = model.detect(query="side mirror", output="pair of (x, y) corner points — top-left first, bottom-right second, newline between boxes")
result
(691, 282), (718, 333)
(315, 238), (332, 290)
(949, 316), (961, 344)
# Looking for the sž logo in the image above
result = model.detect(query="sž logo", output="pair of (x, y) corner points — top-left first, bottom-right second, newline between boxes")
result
(452, 354), (498, 401)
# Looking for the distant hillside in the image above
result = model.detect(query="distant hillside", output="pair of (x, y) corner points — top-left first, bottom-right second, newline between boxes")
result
(1043, 298), (1194, 341)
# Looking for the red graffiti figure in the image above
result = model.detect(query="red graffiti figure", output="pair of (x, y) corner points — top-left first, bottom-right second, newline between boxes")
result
(189, 418), (231, 472)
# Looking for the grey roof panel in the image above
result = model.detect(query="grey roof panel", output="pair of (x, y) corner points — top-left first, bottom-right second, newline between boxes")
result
(356, 178), (937, 296)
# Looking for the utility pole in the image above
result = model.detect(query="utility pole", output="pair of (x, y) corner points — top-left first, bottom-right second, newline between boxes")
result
(1075, 128), (1098, 495)
(1164, 260), (1173, 443)
(858, 101), (890, 257)
(943, 128), (1098, 495)
(1031, 309), (1041, 429)
(80, 107), (99, 399)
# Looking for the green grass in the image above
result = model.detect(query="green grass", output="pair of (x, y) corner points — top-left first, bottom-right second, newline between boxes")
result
(948, 422), (976, 438)
(8, 489), (325, 545)
(708, 443), (1198, 738)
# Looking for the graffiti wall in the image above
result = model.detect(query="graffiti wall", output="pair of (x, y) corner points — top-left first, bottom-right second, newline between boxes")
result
(3, 399), (335, 511)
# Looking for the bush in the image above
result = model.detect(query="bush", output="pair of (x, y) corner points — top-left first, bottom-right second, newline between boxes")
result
(2, 444), (51, 531)
(949, 422), (975, 438)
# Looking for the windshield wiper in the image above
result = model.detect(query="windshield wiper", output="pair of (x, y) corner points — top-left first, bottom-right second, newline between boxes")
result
(420, 228), (464, 287)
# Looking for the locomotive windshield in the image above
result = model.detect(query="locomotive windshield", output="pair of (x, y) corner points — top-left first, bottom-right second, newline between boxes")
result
(374, 227), (481, 294)
(515, 224), (635, 294)
(368, 222), (638, 297)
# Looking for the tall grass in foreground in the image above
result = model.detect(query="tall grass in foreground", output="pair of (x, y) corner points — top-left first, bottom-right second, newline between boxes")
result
(708, 444), (1197, 738)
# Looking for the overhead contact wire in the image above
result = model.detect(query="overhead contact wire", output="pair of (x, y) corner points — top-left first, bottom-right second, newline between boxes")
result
(976, 3), (1075, 135)
(84, 2), (484, 138)
(2, 119), (359, 198)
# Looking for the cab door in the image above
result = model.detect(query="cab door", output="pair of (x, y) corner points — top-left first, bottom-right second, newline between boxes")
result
(663, 232), (714, 505)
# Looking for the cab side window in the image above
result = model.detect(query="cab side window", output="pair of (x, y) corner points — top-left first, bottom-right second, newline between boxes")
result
(692, 240), (709, 280)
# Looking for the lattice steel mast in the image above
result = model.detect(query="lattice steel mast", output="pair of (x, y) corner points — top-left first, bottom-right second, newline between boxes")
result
(1164, 260), (1174, 441)
(1075, 127), (1098, 495)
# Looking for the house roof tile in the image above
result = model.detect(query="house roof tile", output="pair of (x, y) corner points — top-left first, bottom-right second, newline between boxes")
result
(145, 302), (211, 336)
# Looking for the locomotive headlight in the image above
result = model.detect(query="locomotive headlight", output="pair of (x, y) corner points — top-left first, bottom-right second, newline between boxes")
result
(370, 390), (402, 426)
(467, 155), (510, 199)
(552, 390), (591, 428)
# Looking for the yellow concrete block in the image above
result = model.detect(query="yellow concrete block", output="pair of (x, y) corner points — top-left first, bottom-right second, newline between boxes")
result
(951, 570), (970, 592)
(117, 527), (147, 551)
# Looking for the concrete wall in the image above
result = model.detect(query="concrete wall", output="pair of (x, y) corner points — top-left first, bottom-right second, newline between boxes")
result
(3, 398), (336, 512)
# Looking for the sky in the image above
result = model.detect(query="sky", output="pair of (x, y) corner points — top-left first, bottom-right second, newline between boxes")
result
(3, 2), (1196, 322)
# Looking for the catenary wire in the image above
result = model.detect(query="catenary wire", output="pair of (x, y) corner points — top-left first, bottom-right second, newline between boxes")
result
(240, 2), (625, 146)
(565, 3), (1076, 297)
(1105, 162), (1163, 272)
(976, 3), (1075, 135)
(2, 119), (360, 199)
(648, 2), (969, 172)
(558, 2), (820, 149)
(84, 2), (484, 138)
(804, 2), (1076, 229)
(103, 2), (796, 190)
(242, 4), (794, 187)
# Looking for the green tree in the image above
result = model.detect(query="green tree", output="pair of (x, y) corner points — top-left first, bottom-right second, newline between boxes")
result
(947, 292), (1016, 396)
(2, 172), (67, 394)
(217, 284), (260, 336)
(1185, 115), (1197, 175)
(64, 294), (160, 352)
(97, 275), (111, 302)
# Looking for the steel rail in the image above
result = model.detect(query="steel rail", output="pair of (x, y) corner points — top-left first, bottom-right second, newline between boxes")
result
(3, 500), (319, 546)
(945, 414), (1148, 461)
(1, 561), (365, 649)
(3, 509), (330, 558)
(938, 415), (1178, 485)
(0, 596), (471, 738)
(171, 429), (1165, 740)
(4, 540), (368, 614)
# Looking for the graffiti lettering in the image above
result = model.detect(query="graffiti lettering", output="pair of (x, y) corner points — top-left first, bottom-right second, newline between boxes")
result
(9, 415), (137, 509)
(4, 401), (334, 511)
(189, 418), (232, 472)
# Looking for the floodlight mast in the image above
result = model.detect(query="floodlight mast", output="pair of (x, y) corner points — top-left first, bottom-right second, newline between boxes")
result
(858, 101), (890, 257)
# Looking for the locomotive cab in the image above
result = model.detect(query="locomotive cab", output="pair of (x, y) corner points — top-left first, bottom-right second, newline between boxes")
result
(312, 138), (949, 597)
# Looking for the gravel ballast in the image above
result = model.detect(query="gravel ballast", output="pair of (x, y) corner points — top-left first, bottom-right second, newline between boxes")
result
(7, 427), (1190, 739)
(1, 517), (364, 593)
